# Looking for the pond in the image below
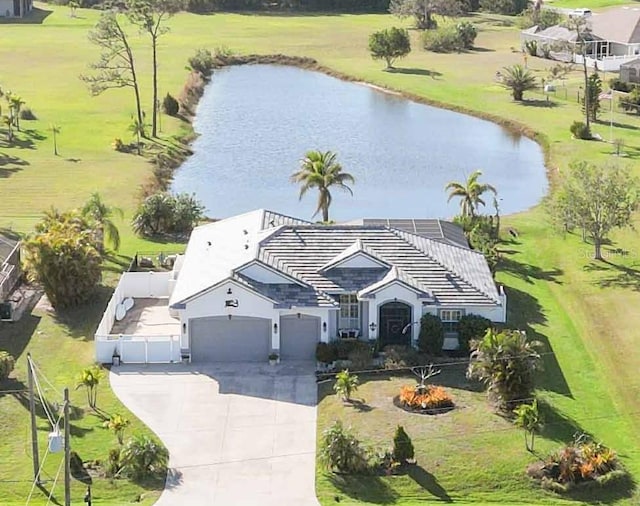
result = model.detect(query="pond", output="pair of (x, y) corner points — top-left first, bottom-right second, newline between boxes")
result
(171, 65), (547, 221)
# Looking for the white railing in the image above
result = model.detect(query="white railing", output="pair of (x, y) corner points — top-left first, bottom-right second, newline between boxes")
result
(95, 271), (172, 339)
(0, 242), (21, 301)
(96, 335), (181, 364)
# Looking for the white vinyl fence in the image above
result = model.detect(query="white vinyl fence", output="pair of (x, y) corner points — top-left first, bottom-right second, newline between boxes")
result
(95, 272), (181, 364)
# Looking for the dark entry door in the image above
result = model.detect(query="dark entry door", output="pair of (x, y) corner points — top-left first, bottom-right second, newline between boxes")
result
(13, 0), (20, 16)
(379, 301), (411, 347)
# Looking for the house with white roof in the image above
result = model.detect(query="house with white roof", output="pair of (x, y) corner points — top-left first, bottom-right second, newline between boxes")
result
(95, 210), (506, 364)
(521, 6), (640, 71)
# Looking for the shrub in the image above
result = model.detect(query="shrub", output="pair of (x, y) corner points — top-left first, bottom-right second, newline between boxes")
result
(383, 344), (420, 369)
(422, 25), (464, 53)
(524, 39), (538, 56)
(529, 436), (623, 490)
(333, 339), (368, 360)
(188, 48), (215, 78)
(348, 347), (373, 370)
(132, 192), (205, 238)
(417, 314), (444, 355)
(518, 7), (562, 30)
(570, 120), (591, 140)
(19, 107), (37, 120)
(319, 420), (370, 474)
(316, 342), (337, 364)
(105, 447), (122, 478)
(392, 425), (414, 463)
(76, 365), (103, 409)
(619, 87), (640, 115)
(120, 435), (169, 481)
(399, 385), (454, 412)
(162, 93), (179, 117)
(334, 369), (359, 401)
(609, 78), (634, 93)
(112, 138), (126, 152)
(0, 351), (15, 381)
(456, 21), (477, 49)
(458, 314), (492, 354)
(480, 0), (529, 15)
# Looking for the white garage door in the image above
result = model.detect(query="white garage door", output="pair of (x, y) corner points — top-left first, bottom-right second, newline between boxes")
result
(280, 314), (320, 361)
(190, 316), (270, 362)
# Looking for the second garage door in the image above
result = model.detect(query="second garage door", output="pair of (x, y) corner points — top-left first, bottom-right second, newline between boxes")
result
(280, 314), (320, 360)
(190, 316), (270, 363)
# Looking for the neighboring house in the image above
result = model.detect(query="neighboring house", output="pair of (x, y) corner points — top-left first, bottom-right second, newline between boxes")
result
(0, 234), (21, 319)
(521, 7), (640, 71)
(0, 0), (32, 17)
(620, 58), (640, 84)
(95, 210), (506, 364)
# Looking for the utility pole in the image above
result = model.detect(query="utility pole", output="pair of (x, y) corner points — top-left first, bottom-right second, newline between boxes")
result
(64, 387), (71, 506)
(26, 353), (40, 484)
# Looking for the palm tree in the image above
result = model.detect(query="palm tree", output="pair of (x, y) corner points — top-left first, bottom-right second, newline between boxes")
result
(501, 64), (537, 101)
(514, 399), (542, 452)
(445, 170), (497, 218)
(290, 150), (355, 223)
(128, 113), (146, 155)
(467, 328), (542, 411)
(7, 93), (25, 131)
(82, 192), (123, 253)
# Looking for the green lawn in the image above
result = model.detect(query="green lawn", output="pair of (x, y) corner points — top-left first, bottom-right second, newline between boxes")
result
(1, 3), (640, 505)
(546, 0), (638, 9)
(0, 270), (164, 506)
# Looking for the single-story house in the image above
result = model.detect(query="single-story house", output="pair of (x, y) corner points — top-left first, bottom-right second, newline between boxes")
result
(521, 7), (640, 71)
(620, 58), (640, 84)
(0, 0), (32, 17)
(165, 209), (506, 363)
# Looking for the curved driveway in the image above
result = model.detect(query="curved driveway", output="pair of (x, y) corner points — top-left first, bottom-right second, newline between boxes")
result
(110, 362), (320, 506)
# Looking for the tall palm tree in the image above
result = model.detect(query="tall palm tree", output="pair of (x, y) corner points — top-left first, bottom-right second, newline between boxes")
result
(82, 192), (123, 253)
(290, 150), (355, 223)
(445, 170), (497, 218)
(50, 124), (61, 156)
(501, 64), (537, 101)
(128, 113), (145, 155)
(7, 93), (25, 131)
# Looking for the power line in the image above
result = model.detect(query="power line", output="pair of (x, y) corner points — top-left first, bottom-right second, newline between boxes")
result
(30, 361), (63, 399)
(46, 458), (64, 506)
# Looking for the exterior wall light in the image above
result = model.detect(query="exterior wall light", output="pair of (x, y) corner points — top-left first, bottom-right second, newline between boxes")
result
(273, 323), (278, 334)
(369, 322), (377, 332)
(297, 312), (301, 319)
(227, 287), (233, 295)
(322, 322), (327, 332)
(182, 323), (186, 334)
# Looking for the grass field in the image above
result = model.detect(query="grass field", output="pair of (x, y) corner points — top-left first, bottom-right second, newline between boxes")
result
(1, 2), (640, 505)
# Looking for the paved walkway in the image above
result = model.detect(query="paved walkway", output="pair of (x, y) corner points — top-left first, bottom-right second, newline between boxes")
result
(110, 362), (320, 506)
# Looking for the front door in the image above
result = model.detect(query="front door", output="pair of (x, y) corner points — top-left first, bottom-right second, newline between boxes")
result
(13, 0), (20, 16)
(379, 301), (411, 347)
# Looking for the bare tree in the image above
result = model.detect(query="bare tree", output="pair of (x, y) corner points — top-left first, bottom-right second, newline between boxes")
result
(127, 0), (182, 138)
(82, 11), (144, 136)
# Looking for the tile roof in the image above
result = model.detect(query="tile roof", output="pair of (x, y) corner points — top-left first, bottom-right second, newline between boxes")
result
(589, 7), (640, 44)
(344, 218), (469, 248)
(170, 210), (502, 309)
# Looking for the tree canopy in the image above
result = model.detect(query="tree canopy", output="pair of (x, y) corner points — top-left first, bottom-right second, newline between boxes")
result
(368, 27), (411, 69)
(290, 150), (355, 223)
(24, 210), (102, 309)
(445, 170), (497, 218)
(390, 0), (468, 29)
(547, 161), (638, 260)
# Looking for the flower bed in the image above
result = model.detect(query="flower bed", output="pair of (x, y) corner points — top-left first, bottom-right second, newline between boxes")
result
(395, 385), (454, 415)
(527, 439), (628, 493)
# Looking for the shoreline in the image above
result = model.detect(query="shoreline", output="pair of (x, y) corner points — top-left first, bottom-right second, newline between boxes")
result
(169, 53), (553, 207)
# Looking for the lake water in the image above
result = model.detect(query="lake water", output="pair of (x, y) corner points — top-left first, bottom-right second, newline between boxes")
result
(171, 65), (547, 221)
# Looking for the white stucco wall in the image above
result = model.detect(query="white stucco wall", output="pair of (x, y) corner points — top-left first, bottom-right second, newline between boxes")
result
(0, 0), (13, 16)
(365, 283), (422, 343)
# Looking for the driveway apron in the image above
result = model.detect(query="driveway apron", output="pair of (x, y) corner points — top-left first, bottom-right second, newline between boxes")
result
(110, 362), (320, 506)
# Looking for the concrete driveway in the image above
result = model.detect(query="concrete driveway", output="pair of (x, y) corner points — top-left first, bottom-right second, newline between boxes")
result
(110, 362), (320, 506)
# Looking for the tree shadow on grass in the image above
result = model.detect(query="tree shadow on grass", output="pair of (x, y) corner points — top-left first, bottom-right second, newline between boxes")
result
(0, 6), (53, 24)
(499, 257), (563, 285)
(583, 259), (640, 291)
(35, 483), (62, 506)
(0, 152), (29, 178)
(503, 285), (572, 398)
(517, 99), (560, 108)
(406, 465), (453, 502)
(345, 398), (374, 412)
(53, 285), (114, 341)
(387, 67), (442, 79)
(0, 310), (41, 361)
(564, 472), (637, 504)
(328, 474), (398, 504)
(537, 399), (592, 445)
(0, 135), (35, 150)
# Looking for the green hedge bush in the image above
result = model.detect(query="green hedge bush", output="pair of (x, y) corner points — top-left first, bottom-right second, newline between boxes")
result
(418, 314), (444, 355)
